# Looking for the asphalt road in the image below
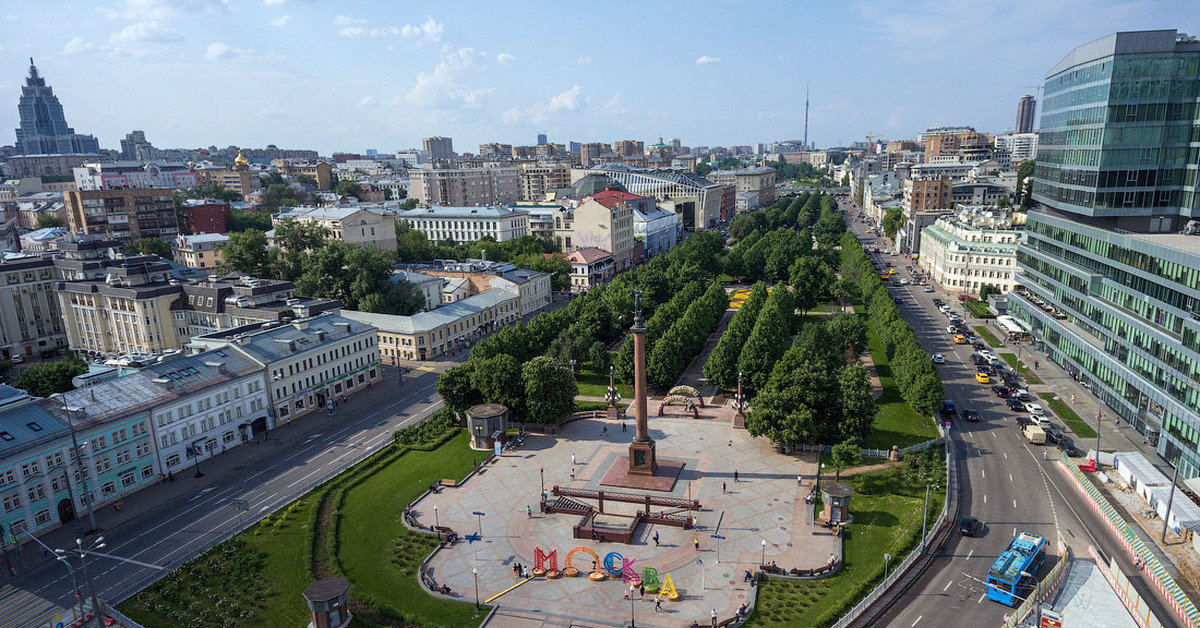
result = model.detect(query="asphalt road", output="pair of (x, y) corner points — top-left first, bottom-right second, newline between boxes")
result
(838, 200), (1181, 628)
(9, 363), (448, 612)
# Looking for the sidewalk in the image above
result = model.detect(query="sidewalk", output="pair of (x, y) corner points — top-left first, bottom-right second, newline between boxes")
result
(1, 363), (429, 582)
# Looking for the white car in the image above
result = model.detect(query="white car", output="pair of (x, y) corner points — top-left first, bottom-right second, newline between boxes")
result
(924, 286), (935, 293)
(932, 354), (945, 364)
(1024, 402), (1044, 416)
(9, 355), (22, 363)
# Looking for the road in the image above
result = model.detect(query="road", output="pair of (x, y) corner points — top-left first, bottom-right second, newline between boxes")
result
(837, 199), (1182, 628)
(7, 363), (449, 611)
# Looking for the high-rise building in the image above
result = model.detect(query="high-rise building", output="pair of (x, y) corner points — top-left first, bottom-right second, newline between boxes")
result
(1013, 29), (1200, 475)
(120, 130), (159, 161)
(13, 59), (100, 155)
(63, 187), (179, 242)
(422, 136), (454, 161)
(408, 163), (520, 207)
(1015, 95), (1037, 134)
(537, 133), (548, 146)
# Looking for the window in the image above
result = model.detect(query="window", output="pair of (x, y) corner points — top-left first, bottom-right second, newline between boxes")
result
(91, 436), (107, 452)
(112, 428), (128, 444)
(222, 431), (236, 443)
(26, 421), (42, 432)
(101, 481), (116, 496)
(35, 509), (50, 525)
(94, 456), (112, 474)
(141, 466), (154, 479)
(27, 484), (46, 502)
(115, 448), (132, 465)
(165, 454), (180, 468)
(131, 421), (147, 436)
(120, 472), (136, 488)
(20, 461), (41, 478)
(51, 475), (65, 492)
(2, 493), (21, 512)
(135, 442), (151, 457)
(44, 452), (63, 468)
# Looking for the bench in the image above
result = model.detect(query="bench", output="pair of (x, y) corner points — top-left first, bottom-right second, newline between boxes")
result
(440, 478), (457, 487)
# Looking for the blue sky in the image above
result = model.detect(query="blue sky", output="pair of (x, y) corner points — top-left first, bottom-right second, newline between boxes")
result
(0, 1), (1191, 155)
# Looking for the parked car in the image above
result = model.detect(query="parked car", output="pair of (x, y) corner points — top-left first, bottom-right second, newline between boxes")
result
(947, 325), (959, 334)
(932, 354), (946, 364)
(1007, 398), (1026, 411)
(924, 286), (935, 293)
(1015, 389), (1032, 401)
(1015, 414), (1033, 427)
(1045, 426), (1064, 443)
(973, 340), (987, 350)
(932, 299), (944, 307)
(962, 409), (981, 422)
(971, 353), (988, 365)
(941, 400), (957, 416)
(977, 364), (994, 375)
(10, 355), (23, 363)
(991, 384), (1011, 398)
(1024, 402), (1044, 415)
(974, 372), (991, 384)
(958, 516), (981, 536)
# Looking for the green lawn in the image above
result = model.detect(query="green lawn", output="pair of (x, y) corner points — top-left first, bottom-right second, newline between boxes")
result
(575, 363), (633, 399)
(120, 498), (317, 627)
(337, 431), (487, 628)
(973, 325), (1001, 348)
(864, 330), (939, 450)
(1037, 392), (1097, 439)
(574, 400), (611, 412)
(746, 467), (944, 628)
(964, 300), (995, 319)
(999, 353), (1043, 385)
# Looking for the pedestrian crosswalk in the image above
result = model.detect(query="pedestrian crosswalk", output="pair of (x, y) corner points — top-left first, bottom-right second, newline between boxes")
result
(0, 585), (76, 628)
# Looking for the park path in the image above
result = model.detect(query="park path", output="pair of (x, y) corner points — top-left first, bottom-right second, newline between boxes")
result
(674, 308), (736, 404)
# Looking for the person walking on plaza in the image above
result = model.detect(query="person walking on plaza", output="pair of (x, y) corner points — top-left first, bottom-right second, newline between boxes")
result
(570, 467), (576, 481)
(734, 470), (740, 482)
(711, 608), (718, 628)
(653, 531), (660, 546)
(654, 598), (662, 613)
(572, 453), (577, 465)
(526, 505), (532, 518)
(694, 538), (700, 551)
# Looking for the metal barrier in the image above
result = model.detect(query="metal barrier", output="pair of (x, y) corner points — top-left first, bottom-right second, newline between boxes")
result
(1059, 451), (1200, 628)
(1000, 541), (1072, 628)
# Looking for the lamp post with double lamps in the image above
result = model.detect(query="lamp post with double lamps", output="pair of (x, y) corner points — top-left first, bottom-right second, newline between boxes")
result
(605, 365), (622, 407)
(473, 567), (480, 609)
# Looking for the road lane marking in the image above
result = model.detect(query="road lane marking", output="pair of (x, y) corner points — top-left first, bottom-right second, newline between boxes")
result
(967, 549), (975, 559)
(978, 593), (986, 604)
(912, 616), (923, 627)
(943, 580), (953, 591)
(984, 494), (987, 503)
(982, 469), (986, 479)
(1009, 474), (1013, 482)
(1003, 452), (1008, 460)
(1013, 499), (1018, 508)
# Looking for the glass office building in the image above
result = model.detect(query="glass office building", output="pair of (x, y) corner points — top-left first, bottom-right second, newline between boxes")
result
(1015, 30), (1200, 476)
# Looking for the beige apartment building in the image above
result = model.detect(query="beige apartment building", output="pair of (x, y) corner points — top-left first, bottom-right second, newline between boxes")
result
(63, 187), (178, 242)
(341, 289), (520, 362)
(408, 163), (520, 207)
(272, 206), (396, 250)
(919, 210), (1022, 294)
(0, 254), (66, 361)
(711, 167), (778, 208)
(573, 195), (634, 273)
(173, 233), (229, 269)
(192, 167), (262, 198)
(518, 162), (572, 201)
(56, 254), (183, 357)
(272, 160), (333, 190)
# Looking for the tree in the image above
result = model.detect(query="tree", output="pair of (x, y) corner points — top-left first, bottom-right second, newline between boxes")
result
(829, 440), (861, 482)
(124, 237), (172, 258)
(838, 364), (877, 445)
(588, 341), (612, 375)
(272, 219), (330, 281)
(694, 162), (713, 177)
(332, 178), (362, 199)
(728, 215), (758, 241)
(523, 356), (577, 424)
(294, 241), (403, 312)
(34, 214), (63, 229)
(219, 229), (271, 276)
(745, 387), (816, 446)
(881, 209), (903, 240)
(0, 359), (13, 379)
(1015, 159), (1035, 209)
(228, 209), (273, 233)
(179, 183), (241, 203)
(295, 174), (318, 188)
(738, 303), (788, 394)
(824, 313), (868, 361)
(909, 373), (945, 418)
(437, 364), (481, 412)
(789, 256), (834, 315)
(13, 359), (87, 397)
(704, 281), (767, 390)
(471, 354), (526, 418)
(395, 220), (437, 262)
(979, 284), (1000, 301)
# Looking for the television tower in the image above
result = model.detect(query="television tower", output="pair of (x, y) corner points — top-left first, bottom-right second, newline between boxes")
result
(803, 80), (810, 150)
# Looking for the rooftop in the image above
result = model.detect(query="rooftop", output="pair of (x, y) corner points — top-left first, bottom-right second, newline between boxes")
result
(192, 313), (374, 363)
(397, 205), (528, 219)
(0, 399), (68, 458)
(565, 247), (612, 265)
(340, 289), (517, 335)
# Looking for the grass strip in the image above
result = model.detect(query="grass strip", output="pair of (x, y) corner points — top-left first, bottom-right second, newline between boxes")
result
(973, 325), (1001, 348)
(999, 352), (1043, 385)
(863, 326), (939, 450)
(1037, 392), (1097, 439)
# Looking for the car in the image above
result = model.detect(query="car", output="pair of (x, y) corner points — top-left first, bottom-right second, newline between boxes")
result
(932, 354), (946, 364)
(1024, 402), (1044, 414)
(1015, 414), (1033, 427)
(924, 286), (935, 293)
(974, 372), (990, 384)
(947, 325), (959, 334)
(958, 516), (981, 536)
(1007, 398), (1026, 411)
(893, 297), (903, 304)
(973, 340), (987, 350)
(932, 299), (944, 307)
(989, 358), (1006, 369)
(940, 400), (957, 415)
(9, 355), (23, 363)
(991, 384), (1011, 398)
(961, 409), (981, 422)
(970, 353), (987, 365)
(977, 364), (994, 375)
(955, 335), (968, 345)
(1015, 388), (1032, 401)
(1046, 426), (1064, 444)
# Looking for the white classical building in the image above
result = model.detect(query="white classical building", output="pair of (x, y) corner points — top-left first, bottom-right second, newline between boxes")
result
(918, 206), (1024, 295)
(396, 205), (530, 244)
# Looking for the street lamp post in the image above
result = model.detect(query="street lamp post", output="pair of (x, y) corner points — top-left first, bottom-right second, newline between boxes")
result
(883, 553), (892, 581)
(760, 539), (767, 568)
(921, 484), (930, 554)
(433, 504), (440, 542)
(605, 365), (621, 407)
(21, 530), (83, 622)
(62, 405), (98, 534)
(473, 510), (485, 537)
(473, 567), (480, 609)
(629, 583), (637, 628)
(569, 359), (576, 374)
(190, 445), (204, 479)
(1020, 570), (1042, 620)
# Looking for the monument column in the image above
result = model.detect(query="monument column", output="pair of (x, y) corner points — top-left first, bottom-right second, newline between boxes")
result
(628, 290), (658, 474)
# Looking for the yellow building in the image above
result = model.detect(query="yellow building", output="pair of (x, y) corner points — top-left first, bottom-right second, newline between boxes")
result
(340, 289), (521, 362)
(173, 233), (229, 269)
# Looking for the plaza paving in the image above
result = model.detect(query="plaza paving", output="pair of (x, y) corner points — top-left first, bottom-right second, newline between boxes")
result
(413, 407), (838, 628)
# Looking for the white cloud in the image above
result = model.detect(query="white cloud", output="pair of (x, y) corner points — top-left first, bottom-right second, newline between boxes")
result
(263, 0), (286, 4)
(333, 14), (366, 27)
(111, 0), (228, 20)
(695, 55), (721, 65)
(270, 14), (291, 27)
(359, 96), (376, 106)
(204, 42), (241, 60)
(603, 93), (631, 115)
(258, 105), (286, 119)
(502, 107), (522, 124)
(576, 56), (592, 65)
(109, 21), (184, 45)
(62, 37), (96, 55)
(408, 47), (492, 108)
(547, 85), (582, 113)
(400, 16), (444, 43)
(496, 53), (515, 66)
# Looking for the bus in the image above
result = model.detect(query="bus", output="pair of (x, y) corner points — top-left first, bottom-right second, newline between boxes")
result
(986, 532), (1046, 606)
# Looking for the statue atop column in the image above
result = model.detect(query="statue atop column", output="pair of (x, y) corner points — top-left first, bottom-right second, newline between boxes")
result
(628, 290), (656, 474)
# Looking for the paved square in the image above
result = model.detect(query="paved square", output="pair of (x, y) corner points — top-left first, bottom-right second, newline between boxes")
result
(413, 410), (838, 627)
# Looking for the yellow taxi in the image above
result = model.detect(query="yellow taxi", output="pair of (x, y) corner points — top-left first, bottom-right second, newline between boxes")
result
(888, 268), (898, 276)
(954, 334), (967, 344)
(974, 372), (990, 384)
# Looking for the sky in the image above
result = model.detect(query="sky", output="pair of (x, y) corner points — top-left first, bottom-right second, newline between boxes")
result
(0, 0), (1192, 156)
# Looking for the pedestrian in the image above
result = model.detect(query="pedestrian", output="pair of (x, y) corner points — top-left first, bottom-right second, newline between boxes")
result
(654, 598), (662, 613)
(1071, 393), (1076, 404)
(1035, 360), (1039, 369)
(622, 421), (627, 433)
(624, 587), (630, 600)
(524, 566), (530, 578)
(694, 538), (700, 551)
(734, 470), (740, 482)
(572, 453), (577, 465)
(798, 473), (803, 486)
(711, 608), (718, 628)
(513, 563), (520, 577)
(602, 426), (608, 436)
(1043, 450), (1047, 460)
(526, 505), (532, 518)
(653, 531), (660, 546)
(570, 467), (575, 481)
(640, 584), (645, 599)
(722, 482), (727, 493)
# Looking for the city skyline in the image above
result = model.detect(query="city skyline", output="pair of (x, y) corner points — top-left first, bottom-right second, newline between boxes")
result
(0, 0), (1190, 155)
